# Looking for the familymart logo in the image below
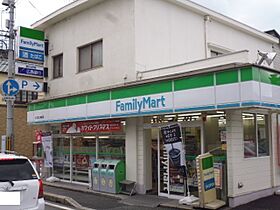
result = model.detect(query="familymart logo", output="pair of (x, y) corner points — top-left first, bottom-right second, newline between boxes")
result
(116, 96), (166, 113)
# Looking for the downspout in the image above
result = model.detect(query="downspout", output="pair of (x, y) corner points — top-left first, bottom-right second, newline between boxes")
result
(204, 15), (211, 59)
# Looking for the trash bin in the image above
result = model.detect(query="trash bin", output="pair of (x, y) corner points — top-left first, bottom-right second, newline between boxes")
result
(100, 160), (109, 192)
(92, 159), (102, 191)
(106, 160), (125, 193)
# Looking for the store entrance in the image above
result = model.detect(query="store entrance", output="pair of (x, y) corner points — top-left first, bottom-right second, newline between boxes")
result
(155, 121), (203, 199)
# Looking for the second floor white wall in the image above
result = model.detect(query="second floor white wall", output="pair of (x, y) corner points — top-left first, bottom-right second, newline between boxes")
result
(41, 0), (278, 98)
(45, 0), (135, 97)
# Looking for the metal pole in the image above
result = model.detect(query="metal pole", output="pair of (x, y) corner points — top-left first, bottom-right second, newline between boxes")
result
(6, 0), (15, 151)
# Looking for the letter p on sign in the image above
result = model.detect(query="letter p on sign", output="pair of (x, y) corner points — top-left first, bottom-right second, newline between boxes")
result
(22, 80), (28, 89)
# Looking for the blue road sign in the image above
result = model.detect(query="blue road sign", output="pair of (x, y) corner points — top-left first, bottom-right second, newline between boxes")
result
(2, 79), (20, 96)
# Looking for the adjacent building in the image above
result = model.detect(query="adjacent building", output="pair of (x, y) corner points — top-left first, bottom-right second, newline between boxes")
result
(28, 0), (280, 207)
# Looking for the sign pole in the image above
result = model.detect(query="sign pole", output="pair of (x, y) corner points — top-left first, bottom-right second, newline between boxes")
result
(6, 0), (16, 151)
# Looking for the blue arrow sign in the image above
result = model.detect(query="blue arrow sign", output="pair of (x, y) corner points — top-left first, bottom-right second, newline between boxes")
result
(2, 79), (20, 96)
(33, 81), (40, 90)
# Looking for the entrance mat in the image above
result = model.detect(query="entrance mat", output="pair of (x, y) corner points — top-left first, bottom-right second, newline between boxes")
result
(120, 195), (170, 208)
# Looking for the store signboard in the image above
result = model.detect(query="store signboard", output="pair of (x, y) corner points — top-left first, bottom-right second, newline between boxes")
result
(16, 26), (45, 64)
(111, 93), (173, 117)
(196, 153), (216, 205)
(15, 62), (44, 78)
(160, 123), (186, 176)
(61, 120), (122, 134)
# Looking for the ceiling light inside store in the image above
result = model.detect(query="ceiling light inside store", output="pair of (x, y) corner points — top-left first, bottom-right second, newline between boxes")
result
(207, 114), (224, 118)
(164, 114), (176, 118)
(83, 136), (96, 139)
(178, 113), (201, 117)
(99, 136), (110, 139)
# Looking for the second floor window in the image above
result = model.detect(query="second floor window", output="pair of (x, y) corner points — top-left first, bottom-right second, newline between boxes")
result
(53, 54), (63, 79)
(79, 40), (103, 72)
(15, 90), (38, 104)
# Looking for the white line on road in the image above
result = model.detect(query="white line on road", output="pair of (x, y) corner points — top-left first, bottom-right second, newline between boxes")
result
(45, 201), (77, 210)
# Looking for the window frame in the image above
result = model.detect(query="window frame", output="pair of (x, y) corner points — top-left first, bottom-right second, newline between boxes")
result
(78, 39), (103, 72)
(15, 90), (38, 104)
(243, 112), (270, 158)
(53, 53), (63, 79)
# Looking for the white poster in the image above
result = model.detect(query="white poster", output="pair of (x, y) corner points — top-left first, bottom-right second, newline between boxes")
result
(42, 133), (53, 168)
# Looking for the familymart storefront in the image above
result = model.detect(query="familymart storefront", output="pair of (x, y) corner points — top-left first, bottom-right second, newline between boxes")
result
(28, 64), (280, 207)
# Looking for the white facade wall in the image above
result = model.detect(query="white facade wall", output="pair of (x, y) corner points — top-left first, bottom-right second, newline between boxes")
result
(134, 0), (275, 73)
(135, 0), (205, 72)
(208, 20), (273, 63)
(226, 110), (272, 207)
(45, 0), (135, 96)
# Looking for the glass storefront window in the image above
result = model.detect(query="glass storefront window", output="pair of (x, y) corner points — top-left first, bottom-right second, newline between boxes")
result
(73, 137), (96, 183)
(243, 113), (269, 158)
(53, 137), (70, 181)
(257, 114), (269, 157)
(98, 135), (125, 161)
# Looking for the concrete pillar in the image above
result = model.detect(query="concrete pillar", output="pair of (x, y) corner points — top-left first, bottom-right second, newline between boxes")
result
(125, 117), (138, 182)
(125, 117), (152, 194)
(271, 113), (280, 187)
(225, 110), (243, 198)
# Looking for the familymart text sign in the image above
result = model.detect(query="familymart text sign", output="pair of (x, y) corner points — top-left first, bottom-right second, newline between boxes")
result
(16, 26), (45, 64)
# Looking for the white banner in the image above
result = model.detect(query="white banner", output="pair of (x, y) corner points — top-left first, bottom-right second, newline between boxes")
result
(42, 133), (53, 168)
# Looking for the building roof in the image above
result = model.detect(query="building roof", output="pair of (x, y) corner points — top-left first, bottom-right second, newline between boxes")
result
(32, 0), (278, 44)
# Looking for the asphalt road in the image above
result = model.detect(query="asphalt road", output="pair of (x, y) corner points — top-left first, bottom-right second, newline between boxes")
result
(45, 186), (175, 210)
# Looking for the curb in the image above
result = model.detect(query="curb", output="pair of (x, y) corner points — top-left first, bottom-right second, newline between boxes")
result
(43, 181), (125, 200)
(44, 192), (95, 210)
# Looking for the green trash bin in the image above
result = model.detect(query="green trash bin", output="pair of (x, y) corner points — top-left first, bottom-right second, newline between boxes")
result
(106, 160), (125, 193)
(100, 160), (109, 192)
(92, 159), (103, 191)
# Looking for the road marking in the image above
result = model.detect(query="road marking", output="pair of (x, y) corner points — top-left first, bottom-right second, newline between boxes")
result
(45, 201), (76, 210)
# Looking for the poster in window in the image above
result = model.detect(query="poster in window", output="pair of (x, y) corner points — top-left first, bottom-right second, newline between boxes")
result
(42, 132), (53, 168)
(160, 123), (186, 176)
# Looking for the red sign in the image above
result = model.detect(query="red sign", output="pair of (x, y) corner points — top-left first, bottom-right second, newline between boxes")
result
(61, 120), (122, 134)
(75, 155), (89, 169)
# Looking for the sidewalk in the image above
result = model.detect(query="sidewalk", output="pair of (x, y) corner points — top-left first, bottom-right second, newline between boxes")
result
(43, 181), (193, 209)
(43, 181), (280, 210)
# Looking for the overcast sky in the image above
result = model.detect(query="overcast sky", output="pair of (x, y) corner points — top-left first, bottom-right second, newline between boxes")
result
(0, 0), (279, 33)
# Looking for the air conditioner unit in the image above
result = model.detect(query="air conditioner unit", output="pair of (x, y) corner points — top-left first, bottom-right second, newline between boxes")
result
(2, 0), (9, 6)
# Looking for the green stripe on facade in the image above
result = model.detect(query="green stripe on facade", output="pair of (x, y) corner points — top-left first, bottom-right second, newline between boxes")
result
(34, 102), (49, 110)
(28, 104), (35, 111)
(28, 66), (280, 112)
(20, 26), (44, 41)
(260, 69), (280, 86)
(111, 81), (172, 100)
(174, 73), (214, 91)
(216, 70), (238, 85)
(88, 91), (110, 103)
(67, 95), (87, 106)
(241, 67), (259, 82)
(49, 99), (66, 108)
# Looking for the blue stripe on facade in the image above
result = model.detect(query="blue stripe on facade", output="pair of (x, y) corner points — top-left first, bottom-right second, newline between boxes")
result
(241, 101), (261, 106)
(261, 102), (278, 108)
(19, 46), (44, 53)
(87, 115), (111, 119)
(111, 109), (173, 117)
(175, 105), (216, 112)
(66, 117), (87, 121)
(217, 103), (240, 109)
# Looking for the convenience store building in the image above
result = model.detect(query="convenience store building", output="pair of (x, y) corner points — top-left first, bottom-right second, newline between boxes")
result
(28, 0), (280, 207)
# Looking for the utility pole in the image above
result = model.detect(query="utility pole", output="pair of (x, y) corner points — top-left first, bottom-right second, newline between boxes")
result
(4, 0), (15, 151)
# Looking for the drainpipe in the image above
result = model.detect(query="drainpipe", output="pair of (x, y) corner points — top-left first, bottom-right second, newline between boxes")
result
(204, 15), (211, 58)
